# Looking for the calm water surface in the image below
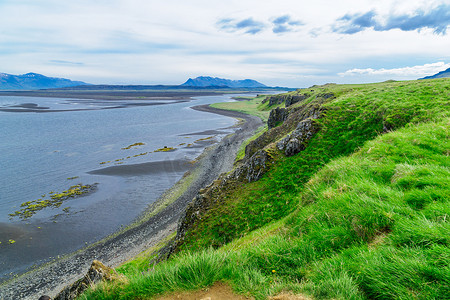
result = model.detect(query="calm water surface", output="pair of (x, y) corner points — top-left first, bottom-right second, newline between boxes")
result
(0, 94), (246, 280)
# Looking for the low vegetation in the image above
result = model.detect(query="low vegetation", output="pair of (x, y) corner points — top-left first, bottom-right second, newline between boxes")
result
(9, 183), (97, 220)
(121, 142), (146, 150)
(82, 79), (449, 299)
(211, 95), (272, 122)
(154, 146), (177, 152)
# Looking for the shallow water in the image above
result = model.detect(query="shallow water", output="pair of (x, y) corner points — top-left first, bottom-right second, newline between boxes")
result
(0, 94), (244, 280)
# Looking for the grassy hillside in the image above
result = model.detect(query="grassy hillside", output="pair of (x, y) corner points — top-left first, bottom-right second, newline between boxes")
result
(83, 79), (449, 299)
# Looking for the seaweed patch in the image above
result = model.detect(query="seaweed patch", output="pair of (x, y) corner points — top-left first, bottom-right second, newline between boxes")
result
(154, 146), (177, 152)
(9, 183), (97, 220)
(121, 142), (145, 150)
(194, 136), (215, 143)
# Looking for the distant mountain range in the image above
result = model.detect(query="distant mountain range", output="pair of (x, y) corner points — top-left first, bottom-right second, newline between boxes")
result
(0, 72), (87, 90)
(420, 67), (450, 80)
(181, 76), (267, 88)
(0, 73), (273, 90)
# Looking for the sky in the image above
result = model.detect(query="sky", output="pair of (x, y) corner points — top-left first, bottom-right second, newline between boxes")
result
(0, 0), (449, 87)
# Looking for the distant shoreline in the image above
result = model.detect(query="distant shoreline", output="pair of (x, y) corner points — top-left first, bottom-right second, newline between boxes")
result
(0, 101), (263, 299)
(0, 89), (221, 100)
(0, 90), (236, 101)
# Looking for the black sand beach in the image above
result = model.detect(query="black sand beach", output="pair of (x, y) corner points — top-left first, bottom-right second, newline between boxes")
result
(0, 104), (263, 299)
(0, 89), (221, 101)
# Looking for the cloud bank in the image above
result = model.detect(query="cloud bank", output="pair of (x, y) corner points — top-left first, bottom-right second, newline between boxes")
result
(272, 15), (304, 33)
(0, 0), (449, 87)
(333, 4), (450, 34)
(339, 62), (450, 77)
(217, 15), (303, 35)
(217, 18), (266, 35)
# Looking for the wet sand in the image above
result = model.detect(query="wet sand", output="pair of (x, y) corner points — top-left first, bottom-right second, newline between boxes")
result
(179, 129), (230, 136)
(88, 159), (193, 177)
(0, 104), (263, 299)
(0, 89), (222, 101)
(0, 99), (188, 113)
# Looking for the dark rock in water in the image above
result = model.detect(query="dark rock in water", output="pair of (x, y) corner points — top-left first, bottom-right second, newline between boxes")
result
(54, 260), (123, 300)
(268, 107), (289, 129)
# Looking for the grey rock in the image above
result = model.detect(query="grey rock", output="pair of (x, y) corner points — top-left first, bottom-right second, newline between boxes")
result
(285, 94), (309, 107)
(229, 149), (273, 182)
(244, 149), (273, 182)
(285, 138), (304, 156)
(264, 93), (309, 107)
(277, 109), (321, 157)
(277, 135), (290, 150)
(268, 107), (289, 129)
(54, 260), (121, 300)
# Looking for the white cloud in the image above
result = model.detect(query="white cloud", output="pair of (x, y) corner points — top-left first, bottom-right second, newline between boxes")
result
(338, 62), (450, 77)
(0, 0), (449, 87)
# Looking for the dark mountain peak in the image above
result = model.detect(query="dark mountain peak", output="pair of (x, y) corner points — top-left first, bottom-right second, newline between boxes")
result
(181, 76), (267, 88)
(420, 67), (450, 80)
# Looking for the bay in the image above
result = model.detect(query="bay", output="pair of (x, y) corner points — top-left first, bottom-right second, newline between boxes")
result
(0, 93), (245, 280)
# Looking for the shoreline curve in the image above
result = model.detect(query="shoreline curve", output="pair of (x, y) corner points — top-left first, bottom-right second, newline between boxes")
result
(0, 104), (263, 299)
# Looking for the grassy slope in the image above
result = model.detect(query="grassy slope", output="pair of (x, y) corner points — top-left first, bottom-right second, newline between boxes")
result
(211, 95), (273, 122)
(83, 79), (449, 300)
(212, 96), (273, 162)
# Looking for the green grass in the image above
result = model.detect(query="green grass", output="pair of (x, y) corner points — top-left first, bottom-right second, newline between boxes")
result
(235, 125), (267, 162)
(180, 79), (450, 250)
(116, 233), (176, 275)
(82, 79), (450, 300)
(211, 95), (272, 122)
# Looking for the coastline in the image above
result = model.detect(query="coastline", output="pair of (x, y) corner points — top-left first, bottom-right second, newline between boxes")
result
(0, 90), (220, 100)
(0, 104), (263, 299)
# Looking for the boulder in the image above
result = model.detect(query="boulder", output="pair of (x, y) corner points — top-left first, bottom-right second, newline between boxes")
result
(54, 260), (123, 300)
(285, 138), (304, 157)
(278, 116), (320, 157)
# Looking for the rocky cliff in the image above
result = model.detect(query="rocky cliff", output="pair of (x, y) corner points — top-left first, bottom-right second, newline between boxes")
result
(170, 91), (334, 253)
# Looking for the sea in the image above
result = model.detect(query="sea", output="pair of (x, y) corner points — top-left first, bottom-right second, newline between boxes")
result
(0, 93), (249, 281)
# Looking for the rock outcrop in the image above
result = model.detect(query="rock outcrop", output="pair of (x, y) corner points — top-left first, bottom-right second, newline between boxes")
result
(268, 107), (289, 129)
(285, 93), (309, 107)
(173, 147), (276, 251)
(264, 93), (309, 107)
(54, 260), (124, 300)
(231, 149), (274, 182)
(170, 93), (330, 254)
(277, 110), (321, 156)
